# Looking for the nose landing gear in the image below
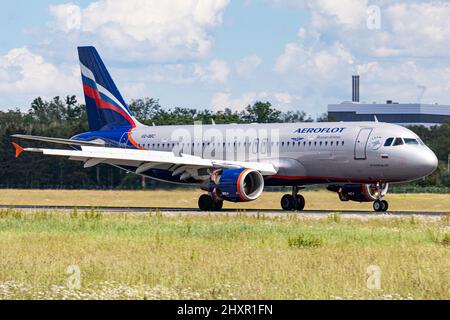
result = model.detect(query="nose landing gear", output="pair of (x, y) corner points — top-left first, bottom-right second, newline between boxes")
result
(372, 183), (389, 212)
(373, 200), (389, 212)
(280, 186), (305, 211)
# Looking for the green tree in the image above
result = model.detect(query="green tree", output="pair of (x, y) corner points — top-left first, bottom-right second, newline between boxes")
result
(241, 101), (282, 123)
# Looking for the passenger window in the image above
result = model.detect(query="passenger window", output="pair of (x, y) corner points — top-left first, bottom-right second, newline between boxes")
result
(404, 138), (419, 145)
(384, 138), (394, 146)
(393, 138), (404, 146)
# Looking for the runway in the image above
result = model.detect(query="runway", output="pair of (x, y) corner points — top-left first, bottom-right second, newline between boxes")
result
(0, 204), (448, 216)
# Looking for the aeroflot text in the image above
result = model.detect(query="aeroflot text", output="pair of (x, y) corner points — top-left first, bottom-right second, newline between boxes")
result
(294, 127), (346, 134)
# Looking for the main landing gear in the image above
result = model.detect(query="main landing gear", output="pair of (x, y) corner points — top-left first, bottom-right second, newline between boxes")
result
(280, 186), (305, 211)
(198, 194), (223, 211)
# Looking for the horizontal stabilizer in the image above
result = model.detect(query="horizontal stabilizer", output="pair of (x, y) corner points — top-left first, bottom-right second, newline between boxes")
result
(11, 134), (105, 147)
(11, 142), (24, 158)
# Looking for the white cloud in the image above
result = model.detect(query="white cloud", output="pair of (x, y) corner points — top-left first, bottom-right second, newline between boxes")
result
(355, 60), (450, 104)
(380, 2), (450, 57)
(310, 0), (368, 28)
(235, 55), (262, 78)
(268, 0), (450, 111)
(211, 92), (266, 111)
(275, 42), (354, 81)
(195, 59), (230, 83)
(302, 1), (450, 59)
(0, 48), (80, 108)
(49, 0), (230, 61)
(49, 3), (82, 32)
(211, 91), (300, 111)
(297, 27), (306, 38)
(274, 92), (293, 105)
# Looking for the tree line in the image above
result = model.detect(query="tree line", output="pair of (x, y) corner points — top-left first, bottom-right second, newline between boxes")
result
(0, 96), (448, 190)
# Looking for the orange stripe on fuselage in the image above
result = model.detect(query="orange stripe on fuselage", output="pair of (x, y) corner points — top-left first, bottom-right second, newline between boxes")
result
(128, 129), (143, 150)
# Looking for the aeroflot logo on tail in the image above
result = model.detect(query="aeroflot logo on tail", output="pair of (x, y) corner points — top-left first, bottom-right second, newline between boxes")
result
(294, 127), (346, 134)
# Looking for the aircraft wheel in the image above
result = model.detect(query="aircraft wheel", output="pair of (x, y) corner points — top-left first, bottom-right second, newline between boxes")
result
(294, 195), (305, 211)
(213, 200), (223, 211)
(381, 200), (389, 212)
(199, 194), (214, 211)
(281, 194), (295, 211)
(373, 200), (383, 212)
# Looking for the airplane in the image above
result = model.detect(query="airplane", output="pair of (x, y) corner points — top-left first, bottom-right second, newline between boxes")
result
(11, 46), (438, 212)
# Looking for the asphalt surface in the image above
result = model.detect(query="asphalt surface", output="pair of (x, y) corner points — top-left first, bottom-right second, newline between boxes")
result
(0, 204), (448, 216)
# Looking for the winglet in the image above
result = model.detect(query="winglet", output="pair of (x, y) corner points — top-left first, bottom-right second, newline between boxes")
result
(12, 142), (24, 158)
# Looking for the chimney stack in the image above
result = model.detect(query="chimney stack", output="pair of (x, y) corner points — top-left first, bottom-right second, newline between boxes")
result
(352, 75), (360, 102)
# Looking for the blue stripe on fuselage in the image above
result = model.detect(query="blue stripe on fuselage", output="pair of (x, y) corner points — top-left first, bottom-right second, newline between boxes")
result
(72, 128), (135, 148)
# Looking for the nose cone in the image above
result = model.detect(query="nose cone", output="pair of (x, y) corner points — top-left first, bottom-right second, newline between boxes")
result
(419, 149), (438, 177)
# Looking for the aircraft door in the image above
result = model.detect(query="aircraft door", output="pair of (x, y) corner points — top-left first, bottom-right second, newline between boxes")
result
(354, 128), (373, 160)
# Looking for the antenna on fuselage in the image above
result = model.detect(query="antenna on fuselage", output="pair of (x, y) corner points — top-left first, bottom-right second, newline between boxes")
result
(374, 115), (379, 122)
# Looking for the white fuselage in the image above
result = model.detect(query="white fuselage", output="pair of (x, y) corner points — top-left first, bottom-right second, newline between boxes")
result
(127, 121), (438, 186)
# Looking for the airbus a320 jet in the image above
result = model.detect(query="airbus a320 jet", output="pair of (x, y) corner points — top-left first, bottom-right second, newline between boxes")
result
(12, 47), (438, 212)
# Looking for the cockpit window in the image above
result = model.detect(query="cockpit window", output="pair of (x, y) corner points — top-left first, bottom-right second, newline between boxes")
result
(416, 137), (425, 145)
(404, 138), (419, 145)
(393, 138), (404, 146)
(384, 138), (394, 146)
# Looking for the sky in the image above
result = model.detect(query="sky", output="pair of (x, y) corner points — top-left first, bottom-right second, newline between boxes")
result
(1, 0), (450, 118)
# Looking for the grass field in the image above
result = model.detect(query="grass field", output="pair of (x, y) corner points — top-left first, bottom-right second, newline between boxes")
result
(1, 189), (450, 212)
(0, 190), (448, 300)
(0, 208), (448, 300)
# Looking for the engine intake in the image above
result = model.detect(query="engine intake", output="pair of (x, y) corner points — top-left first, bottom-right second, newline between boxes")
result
(210, 168), (264, 202)
(327, 183), (389, 202)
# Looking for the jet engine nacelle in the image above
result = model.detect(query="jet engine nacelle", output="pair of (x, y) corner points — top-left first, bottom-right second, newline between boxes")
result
(327, 183), (389, 202)
(209, 168), (264, 202)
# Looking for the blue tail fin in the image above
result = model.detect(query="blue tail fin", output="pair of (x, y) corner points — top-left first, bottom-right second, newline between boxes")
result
(78, 46), (138, 131)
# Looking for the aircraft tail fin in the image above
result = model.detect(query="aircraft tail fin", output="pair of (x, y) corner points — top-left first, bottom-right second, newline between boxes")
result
(78, 46), (140, 131)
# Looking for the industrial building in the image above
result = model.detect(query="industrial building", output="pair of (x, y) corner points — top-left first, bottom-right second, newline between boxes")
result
(327, 76), (450, 127)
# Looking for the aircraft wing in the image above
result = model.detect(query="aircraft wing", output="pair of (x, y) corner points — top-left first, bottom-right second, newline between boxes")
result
(11, 134), (105, 147)
(12, 144), (278, 180)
